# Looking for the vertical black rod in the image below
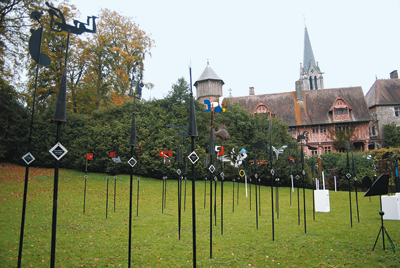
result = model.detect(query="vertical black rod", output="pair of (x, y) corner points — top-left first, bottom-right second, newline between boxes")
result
(276, 185), (279, 219)
(355, 184), (359, 223)
(162, 178), (165, 213)
(302, 167), (306, 234)
(18, 22), (43, 268)
(249, 176), (252, 210)
(258, 180), (261, 216)
(184, 178), (187, 212)
(237, 178), (239, 205)
(270, 163), (275, 241)
(191, 137), (197, 267)
(347, 150), (353, 228)
(232, 180), (235, 212)
(178, 174), (181, 239)
(221, 170), (224, 235)
(165, 178), (167, 208)
(297, 177), (300, 225)
(114, 177), (116, 212)
(136, 178), (140, 217)
(214, 178), (217, 226)
(128, 147), (133, 268)
(210, 157), (213, 259)
(106, 176), (109, 219)
(290, 176), (292, 206)
(83, 175), (87, 214)
(312, 178), (315, 221)
(204, 179), (207, 209)
(50, 121), (62, 268)
(255, 178), (258, 229)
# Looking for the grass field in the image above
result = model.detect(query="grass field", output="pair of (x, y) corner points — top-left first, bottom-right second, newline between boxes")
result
(0, 163), (399, 267)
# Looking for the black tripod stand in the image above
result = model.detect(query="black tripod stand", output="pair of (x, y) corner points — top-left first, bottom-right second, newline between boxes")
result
(372, 202), (395, 252)
(364, 174), (396, 253)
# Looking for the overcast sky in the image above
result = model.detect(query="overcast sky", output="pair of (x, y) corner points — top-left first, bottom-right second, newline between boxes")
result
(67, 0), (400, 100)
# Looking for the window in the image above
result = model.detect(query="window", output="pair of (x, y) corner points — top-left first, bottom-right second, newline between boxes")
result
(314, 76), (318, 90)
(311, 150), (318, 155)
(288, 127), (296, 136)
(395, 107), (400, 117)
(312, 126), (319, 133)
(371, 125), (377, 137)
(344, 109), (348, 114)
(309, 76), (313, 90)
(324, 146), (331, 153)
(320, 125), (326, 133)
(334, 110), (338, 115)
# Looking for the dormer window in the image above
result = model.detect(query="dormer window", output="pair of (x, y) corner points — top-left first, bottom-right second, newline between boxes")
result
(330, 96), (352, 121)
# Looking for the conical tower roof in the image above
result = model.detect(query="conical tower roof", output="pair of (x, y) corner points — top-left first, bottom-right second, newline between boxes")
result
(303, 27), (316, 73)
(194, 62), (224, 86)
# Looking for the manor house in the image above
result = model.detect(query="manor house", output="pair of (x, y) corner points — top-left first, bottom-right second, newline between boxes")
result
(194, 27), (373, 156)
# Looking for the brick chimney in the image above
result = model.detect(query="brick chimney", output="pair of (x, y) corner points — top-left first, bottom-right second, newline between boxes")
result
(249, 87), (254, 95)
(390, 70), (398, 79)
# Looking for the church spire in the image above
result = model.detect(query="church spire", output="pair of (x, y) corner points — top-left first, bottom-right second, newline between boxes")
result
(303, 27), (316, 73)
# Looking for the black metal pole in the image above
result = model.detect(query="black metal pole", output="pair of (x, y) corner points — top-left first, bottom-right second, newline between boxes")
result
(232, 178), (235, 212)
(83, 174), (87, 214)
(136, 177), (140, 217)
(128, 147), (133, 268)
(214, 176), (217, 226)
(271, 165), (275, 241)
(50, 121), (62, 268)
(106, 176), (109, 219)
(221, 164), (224, 235)
(204, 178), (207, 209)
(114, 176), (117, 212)
(18, 21), (43, 268)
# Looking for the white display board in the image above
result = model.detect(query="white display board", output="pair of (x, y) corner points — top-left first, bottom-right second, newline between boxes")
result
(314, 190), (330, 212)
(382, 193), (400, 220)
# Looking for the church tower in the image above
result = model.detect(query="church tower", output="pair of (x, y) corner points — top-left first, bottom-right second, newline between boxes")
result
(296, 27), (324, 100)
(194, 62), (224, 104)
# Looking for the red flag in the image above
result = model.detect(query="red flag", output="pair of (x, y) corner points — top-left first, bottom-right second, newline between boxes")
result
(109, 151), (117, 158)
(87, 153), (93, 160)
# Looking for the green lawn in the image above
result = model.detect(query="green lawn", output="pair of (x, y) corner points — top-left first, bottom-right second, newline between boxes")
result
(0, 163), (399, 267)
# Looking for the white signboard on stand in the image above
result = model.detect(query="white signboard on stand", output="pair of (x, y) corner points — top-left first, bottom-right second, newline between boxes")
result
(314, 189), (330, 212)
(382, 193), (400, 220)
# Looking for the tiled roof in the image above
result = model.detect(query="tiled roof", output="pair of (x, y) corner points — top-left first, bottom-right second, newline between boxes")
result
(226, 87), (371, 127)
(365, 79), (400, 107)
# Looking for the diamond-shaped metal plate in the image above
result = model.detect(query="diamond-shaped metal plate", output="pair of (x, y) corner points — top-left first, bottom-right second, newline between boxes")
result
(220, 172), (225, 178)
(214, 176), (217, 181)
(302, 170), (305, 175)
(84, 175), (88, 179)
(346, 173), (351, 179)
(295, 175), (300, 180)
(49, 142), (68, 160)
(137, 177), (140, 181)
(354, 177), (358, 181)
(188, 151), (199, 164)
(177, 169), (181, 175)
(128, 157), (137, 167)
(255, 174), (258, 179)
(163, 176), (167, 180)
(275, 178), (280, 181)
(22, 152), (35, 165)
(209, 165), (215, 173)
(271, 169), (275, 176)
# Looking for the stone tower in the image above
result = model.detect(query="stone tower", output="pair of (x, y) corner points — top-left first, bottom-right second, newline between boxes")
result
(194, 62), (224, 104)
(296, 27), (324, 101)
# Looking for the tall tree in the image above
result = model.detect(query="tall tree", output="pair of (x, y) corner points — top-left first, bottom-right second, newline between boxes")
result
(84, 8), (154, 111)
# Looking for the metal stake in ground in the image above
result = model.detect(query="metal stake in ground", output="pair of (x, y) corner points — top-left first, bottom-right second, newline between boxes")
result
(345, 141), (353, 228)
(188, 64), (199, 267)
(44, 4), (96, 267)
(18, 12), (51, 267)
(352, 152), (360, 223)
(128, 64), (143, 268)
